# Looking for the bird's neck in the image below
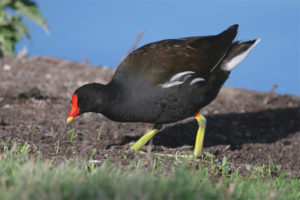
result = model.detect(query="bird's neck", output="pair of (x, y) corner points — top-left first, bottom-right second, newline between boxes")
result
(99, 79), (122, 113)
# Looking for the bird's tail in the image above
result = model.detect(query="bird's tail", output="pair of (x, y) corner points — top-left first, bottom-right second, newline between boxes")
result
(221, 39), (261, 71)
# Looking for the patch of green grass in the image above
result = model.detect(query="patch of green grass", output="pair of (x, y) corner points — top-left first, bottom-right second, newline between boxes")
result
(55, 140), (60, 154)
(0, 143), (299, 200)
(97, 124), (104, 141)
(31, 125), (36, 131)
(70, 128), (76, 142)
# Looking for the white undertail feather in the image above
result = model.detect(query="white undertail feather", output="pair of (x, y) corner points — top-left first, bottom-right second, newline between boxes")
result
(222, 39), (261, 71)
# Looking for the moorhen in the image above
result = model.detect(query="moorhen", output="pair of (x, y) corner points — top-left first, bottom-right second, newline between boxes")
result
(67, 24), (260, 156)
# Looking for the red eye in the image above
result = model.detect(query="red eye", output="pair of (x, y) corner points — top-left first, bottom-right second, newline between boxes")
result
(81, 96), (88, 101)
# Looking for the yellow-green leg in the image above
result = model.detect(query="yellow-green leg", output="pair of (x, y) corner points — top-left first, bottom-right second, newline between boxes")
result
(130, 124), (162, 151)
(193, 113), (207, 157)
(129, 114), (206, 157)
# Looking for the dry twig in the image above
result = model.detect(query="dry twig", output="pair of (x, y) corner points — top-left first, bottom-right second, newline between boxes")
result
(118, 29), (145, 66)
(263, 84), (278, 104)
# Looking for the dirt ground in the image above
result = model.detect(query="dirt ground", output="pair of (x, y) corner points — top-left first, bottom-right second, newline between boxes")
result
(0, 57), (299, 176)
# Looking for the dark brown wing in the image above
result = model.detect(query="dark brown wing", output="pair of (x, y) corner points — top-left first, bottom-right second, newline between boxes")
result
(113, 24), (238, 85)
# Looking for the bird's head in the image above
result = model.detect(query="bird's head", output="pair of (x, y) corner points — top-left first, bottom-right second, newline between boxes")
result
(66, 83), (106, 123)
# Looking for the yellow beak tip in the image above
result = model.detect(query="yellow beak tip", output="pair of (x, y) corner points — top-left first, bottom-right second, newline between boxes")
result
(66, 117), (74, 123)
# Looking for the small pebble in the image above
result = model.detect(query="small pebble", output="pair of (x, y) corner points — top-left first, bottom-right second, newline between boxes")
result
(3, 64), (11, 71)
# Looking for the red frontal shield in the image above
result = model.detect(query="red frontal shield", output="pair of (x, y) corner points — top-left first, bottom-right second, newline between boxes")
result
(67, 94), (80, 123)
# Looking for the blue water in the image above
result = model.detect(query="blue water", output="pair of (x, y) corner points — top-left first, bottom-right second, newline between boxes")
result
(16, 0), (300, 96)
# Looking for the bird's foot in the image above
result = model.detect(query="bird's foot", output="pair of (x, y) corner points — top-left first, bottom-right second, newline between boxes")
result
(134, 150), (195, 159)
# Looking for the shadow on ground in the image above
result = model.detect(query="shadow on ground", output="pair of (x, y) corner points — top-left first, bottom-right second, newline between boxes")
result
(122, 107), (300, 149)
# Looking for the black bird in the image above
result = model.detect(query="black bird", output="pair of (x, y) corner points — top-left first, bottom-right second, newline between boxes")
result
(67, 24), (260, 156)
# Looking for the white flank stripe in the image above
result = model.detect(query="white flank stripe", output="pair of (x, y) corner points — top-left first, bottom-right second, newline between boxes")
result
(160, 70), (196, 88)
(190, 77), (205, 85)
(161, 81), (183, 88)
(170, 71), (195, 82)
(222, 39), (261, 71)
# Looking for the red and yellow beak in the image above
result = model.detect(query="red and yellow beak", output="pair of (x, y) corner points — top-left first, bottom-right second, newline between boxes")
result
(66, 94), (80, 123)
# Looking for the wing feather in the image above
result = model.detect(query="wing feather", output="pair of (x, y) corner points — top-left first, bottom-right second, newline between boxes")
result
(113, 25), (238, 86)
